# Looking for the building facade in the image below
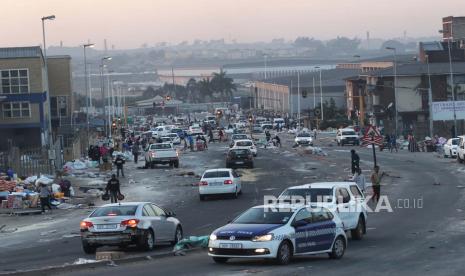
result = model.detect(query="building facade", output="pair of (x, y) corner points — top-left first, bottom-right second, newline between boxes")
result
(0, 47), (72, 150)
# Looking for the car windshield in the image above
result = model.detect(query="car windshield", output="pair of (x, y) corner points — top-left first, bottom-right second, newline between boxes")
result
(297, 133), (311, 137)
(342, 131), (356, 135)
(149, 144), (172, 150)
(280, 188), (333, 203)
(236, 141), (252, 146)
(203, 171), (230, 178)
(232, 208), (293, 224)
(234, 135), (247, 140)
(90, 206), (138, 217)
(452, 139), (459, 145)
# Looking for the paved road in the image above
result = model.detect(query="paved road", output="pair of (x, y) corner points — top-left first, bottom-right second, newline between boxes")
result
(57, 134), (465, 276)
(2, 133), (465, 275)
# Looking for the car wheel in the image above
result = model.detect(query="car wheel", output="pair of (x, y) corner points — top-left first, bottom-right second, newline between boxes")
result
(250, 163), (254, 169)
(170, 226), (183, 245)
(450, 150), (453, 158)
(150, 162), (155, 169)
(276, 241), (292, 265)
(82, 241), (97, 254)
(138, 229), (155, 251)
(351, 217), (365, 240)
(174, 160), (179, 168)
(199, 194), (206, 201)
(458, 155), (463, 163)
(212, 257), (228, 264)
(253, 153), (257, 157)
(329, 236), (346, 259)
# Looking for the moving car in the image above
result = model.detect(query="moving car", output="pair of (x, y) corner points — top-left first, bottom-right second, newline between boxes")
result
(294, 132), (313, 146)
(80, 202), (182, 254)
(208, 204), (347, 264)
(144, 143), (179, 168)
(260, 122), (273, 130)
(231, 134), (249, 144)
(273, 118), (285, 129)
(199, 169), (242, 200)
(444, 137), (459, 158)
(336, 128), (359, 146)
(231, 139), (257, 156)
(163, 133), (181, 145)
(278, 182), (367, 240)
(152, 125), (172, 138)
(226, 148), (254, 169)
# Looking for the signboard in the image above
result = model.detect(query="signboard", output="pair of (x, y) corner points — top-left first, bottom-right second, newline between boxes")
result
(362, 125), (383, 146)
(432, 100), (465, 121)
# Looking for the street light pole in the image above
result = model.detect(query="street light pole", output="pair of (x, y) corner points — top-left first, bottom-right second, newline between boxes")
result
(447, 39), (458, 136)
(83, 43), (94, 150)
(425, 55), (434, 138)
(386, 47), (398, 137)
(100, 56), (112, 137)
(41, 15), (55, 147)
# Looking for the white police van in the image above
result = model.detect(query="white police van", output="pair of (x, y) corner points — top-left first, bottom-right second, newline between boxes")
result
(208, 204), (347, 265)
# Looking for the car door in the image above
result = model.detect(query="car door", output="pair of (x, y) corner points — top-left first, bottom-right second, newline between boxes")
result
(292, 208), (314, 254)
(142, 204), (165, 241)
(309, 208), (337, 251)
(151, 204), (174, 241)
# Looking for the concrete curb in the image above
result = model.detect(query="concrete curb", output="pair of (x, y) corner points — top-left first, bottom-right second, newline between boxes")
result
(1, 248), (204, 276)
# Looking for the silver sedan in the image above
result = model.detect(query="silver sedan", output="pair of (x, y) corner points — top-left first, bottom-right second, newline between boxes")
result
(80, 202), (183, 254)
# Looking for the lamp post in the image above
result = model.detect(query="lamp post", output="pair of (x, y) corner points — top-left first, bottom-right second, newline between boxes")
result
(315, 66), (323, 121)
(100, 56), (112, 137)
(83, 43), (94, 150)
(41, 14), (55, 147)
(264, 54), (268, 80)
(386, 47), (398, 137)
(425, 54), (434, 138)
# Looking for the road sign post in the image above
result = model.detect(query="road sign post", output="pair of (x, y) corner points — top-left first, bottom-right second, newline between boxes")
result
(362, 125), (383, 168)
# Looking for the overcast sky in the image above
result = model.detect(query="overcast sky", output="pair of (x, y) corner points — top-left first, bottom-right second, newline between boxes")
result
(1, 0), (464, 49)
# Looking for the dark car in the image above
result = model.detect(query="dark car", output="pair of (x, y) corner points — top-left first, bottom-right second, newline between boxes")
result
(226, 148), (254, 169)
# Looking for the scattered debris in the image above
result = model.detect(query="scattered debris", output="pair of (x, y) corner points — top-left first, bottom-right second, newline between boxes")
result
(73, 258), (98, 265)
(457, 186), (465, 189)
(40, 230), (57, 236)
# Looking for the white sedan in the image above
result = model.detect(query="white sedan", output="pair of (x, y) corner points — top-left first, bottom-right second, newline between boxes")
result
(231, 139), (257, 157)
(444, 138), (459, 158)
(199, 169), (242, 200)
(294, 132), (313, 146)
(208, 204), (347, 264)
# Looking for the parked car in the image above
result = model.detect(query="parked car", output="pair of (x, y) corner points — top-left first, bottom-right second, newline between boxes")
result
(231, 139), (257, 156)
(278, 182), (367, 240)
(226, 148), (254, 169)
(144, 143), (179, 168)
(444, 138), (459, 158)
(336, 128), (359, 146)
(199, 169), (242, 200)
(80, 202), (182, 254)
(456, 136), (465, 163)
(208, 204), (347, 264)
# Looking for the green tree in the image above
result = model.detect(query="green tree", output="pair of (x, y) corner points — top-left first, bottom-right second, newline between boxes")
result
(199, 78), (214, 102)
(211, 69), (237, 101)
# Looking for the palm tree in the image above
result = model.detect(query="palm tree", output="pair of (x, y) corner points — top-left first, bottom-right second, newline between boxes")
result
(199, 78), (214, 102)
(211, 69), (237, 101)
(186, 78), (198, 103)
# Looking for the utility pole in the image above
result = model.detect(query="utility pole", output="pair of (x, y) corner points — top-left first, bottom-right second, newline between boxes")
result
(297, 73), (301, 129)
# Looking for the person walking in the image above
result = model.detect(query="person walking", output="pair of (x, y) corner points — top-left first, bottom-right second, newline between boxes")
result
(352, 168), (366, 193)
(132, 142), (140, 164)
(370, 166), (384, 203)
(114, 154), (125, 178)
(351, 149), (360, 175)
(390, 134), (397, 153)
(39, 183), (52, 213)
(106, 174), (121, 203)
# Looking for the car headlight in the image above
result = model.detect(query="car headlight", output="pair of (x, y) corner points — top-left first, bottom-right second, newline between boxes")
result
(209, 234), (217, 241)
(252, 234), (273, 242)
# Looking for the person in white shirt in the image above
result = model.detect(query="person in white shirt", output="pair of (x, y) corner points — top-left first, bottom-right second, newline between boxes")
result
(351, 168), (366, 193)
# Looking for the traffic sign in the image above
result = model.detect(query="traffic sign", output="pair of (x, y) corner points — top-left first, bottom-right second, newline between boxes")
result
(362, 125), (383, 146)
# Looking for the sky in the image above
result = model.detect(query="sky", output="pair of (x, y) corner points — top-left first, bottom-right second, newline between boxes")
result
(1, 0), (464, 49)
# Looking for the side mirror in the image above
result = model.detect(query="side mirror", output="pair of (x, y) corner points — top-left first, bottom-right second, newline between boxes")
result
(292, 219), (308, 228)
(165, 210), (175, 217)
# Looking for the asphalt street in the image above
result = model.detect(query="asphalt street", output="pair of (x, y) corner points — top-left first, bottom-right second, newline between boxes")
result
(2, 133), (465, 275)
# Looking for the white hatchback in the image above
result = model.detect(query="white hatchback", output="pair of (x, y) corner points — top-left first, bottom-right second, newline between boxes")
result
(199, 169), (242, 200)
(231, 139), (258, 157)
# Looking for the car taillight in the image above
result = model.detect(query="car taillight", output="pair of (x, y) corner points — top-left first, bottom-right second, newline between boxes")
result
(200, 181), (208, 186)
(151, 152), (156, 157)
(224, 180), (233, 185)
(80, 221), (93, 230)
(121, 219), (139, 228)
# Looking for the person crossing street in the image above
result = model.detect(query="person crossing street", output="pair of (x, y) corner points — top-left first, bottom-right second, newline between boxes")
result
(106, 174), (121, 203)
(114, 154), (125, 178)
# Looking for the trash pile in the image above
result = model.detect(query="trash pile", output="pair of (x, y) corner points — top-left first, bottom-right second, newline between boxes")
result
(298, 146), (328, 156)
(0, 173), (78, 212)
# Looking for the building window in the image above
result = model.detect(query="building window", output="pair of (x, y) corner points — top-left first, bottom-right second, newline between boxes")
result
(3, 102), (30, 118)
(1, 69), (29, 94)
(51, 96), (67, 117)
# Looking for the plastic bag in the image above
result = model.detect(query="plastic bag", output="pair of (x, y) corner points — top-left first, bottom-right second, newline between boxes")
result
(72, 160), (87, 170)
(52, 183), (61, 193)
(173, 235), (209, 252)
(101, 193), (110, 201)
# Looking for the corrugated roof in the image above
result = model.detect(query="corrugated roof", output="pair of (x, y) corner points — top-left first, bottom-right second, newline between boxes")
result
(368, 62), (465, 77)
(420, 41), (444, 52)
(0, 46), (43, 59)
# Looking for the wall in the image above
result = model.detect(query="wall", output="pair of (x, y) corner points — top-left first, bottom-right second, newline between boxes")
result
(396, 76), (422, 112)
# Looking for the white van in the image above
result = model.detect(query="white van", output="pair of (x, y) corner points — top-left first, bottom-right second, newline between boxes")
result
(273, 118), (285, 128)
(336, 128), (359, 146)
(152, 125), (172, 138)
